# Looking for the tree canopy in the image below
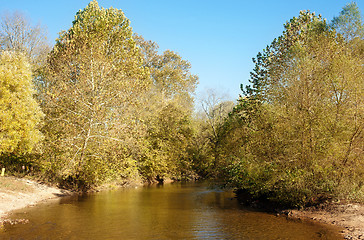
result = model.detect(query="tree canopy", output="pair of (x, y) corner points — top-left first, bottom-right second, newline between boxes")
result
(41, 0), (150, 188)
(0, 51), (43, 155)
(331, 2), (364, 40)
(1, 0), (363, 206)
(220, 10), (364, 207)
(0, 11), (50, 70)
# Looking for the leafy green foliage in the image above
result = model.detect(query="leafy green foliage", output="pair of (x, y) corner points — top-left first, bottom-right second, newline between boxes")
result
(134, 34), (198, 101)
(134, 34), (198, 182)
(220, 10), (364, 207)
(5, 0), (362, 205)
(331, 2), (364, 40)
(139, 101), (195, 181)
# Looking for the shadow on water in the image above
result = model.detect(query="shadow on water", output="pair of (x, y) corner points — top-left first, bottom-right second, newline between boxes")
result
(1, 182), (342, 239)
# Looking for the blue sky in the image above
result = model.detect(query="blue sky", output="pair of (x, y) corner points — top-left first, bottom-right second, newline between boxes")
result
(1, 0), (363, 101)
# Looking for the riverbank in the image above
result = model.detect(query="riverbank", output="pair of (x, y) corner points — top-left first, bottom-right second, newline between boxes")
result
(0, 176), (145, 224)
(0, 176), (71, 225)
(288, 203), (364, 240)
(235, 189), (363, 239)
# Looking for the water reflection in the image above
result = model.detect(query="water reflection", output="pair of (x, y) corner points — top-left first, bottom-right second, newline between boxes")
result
(1, 182), (342, 239)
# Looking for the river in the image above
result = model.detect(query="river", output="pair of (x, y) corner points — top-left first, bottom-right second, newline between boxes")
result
(1, 182), (342, 239)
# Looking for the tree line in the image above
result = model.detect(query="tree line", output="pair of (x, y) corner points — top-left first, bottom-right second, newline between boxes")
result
(0, 1), (363, 207)
(0, 1), (198, 189)
(212, 3), (364, 207)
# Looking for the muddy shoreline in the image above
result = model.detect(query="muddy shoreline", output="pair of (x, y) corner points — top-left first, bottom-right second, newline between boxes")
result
(287, 203), (364, 240)
(235, 189), (364, 239)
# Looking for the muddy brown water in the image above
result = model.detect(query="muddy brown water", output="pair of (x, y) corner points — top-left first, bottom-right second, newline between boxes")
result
(1, 182), (342, 239)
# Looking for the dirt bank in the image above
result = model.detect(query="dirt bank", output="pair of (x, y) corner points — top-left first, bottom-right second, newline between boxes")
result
(289, 202), (364, 240)
(0, 177), (71, 223)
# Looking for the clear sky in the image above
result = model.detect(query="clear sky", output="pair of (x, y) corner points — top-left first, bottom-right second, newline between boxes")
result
(1, 0), (363, 101)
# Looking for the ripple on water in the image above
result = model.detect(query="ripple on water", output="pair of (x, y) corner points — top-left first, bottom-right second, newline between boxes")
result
(0, 182), (342, 240)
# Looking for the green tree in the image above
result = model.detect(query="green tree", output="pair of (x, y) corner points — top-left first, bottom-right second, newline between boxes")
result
(331, 2), (364, 65)
(141, 101), (194, 181)
(41, 0), (150, 188)
(198, 90), (235, 177)
(331, 2), (364, 40)
(134, 34), (198, 103)
(228, 10), (364, 207)
(0, 51), (43, 155)
(133, 34), (198, 181)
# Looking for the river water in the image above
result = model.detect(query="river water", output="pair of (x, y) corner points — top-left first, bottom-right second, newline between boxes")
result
(1, 182), (342, 239)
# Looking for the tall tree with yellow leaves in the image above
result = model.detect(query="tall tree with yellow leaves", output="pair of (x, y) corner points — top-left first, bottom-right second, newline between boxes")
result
(0, 51), (43, 155)
(41, 1), (150, 188)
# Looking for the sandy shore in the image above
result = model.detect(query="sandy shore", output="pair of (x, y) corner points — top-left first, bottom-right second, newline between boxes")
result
(289, 203), (364, 240)
(0, 177), (71, 222)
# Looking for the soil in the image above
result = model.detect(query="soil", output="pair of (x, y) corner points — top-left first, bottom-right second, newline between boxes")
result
(288, 202), (364, 240)
(0, 176), (71, 225)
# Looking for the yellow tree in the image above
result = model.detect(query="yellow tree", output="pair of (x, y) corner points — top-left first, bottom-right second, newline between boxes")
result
(133, 34), (199, 181)
(0, 51), (43, 155)
(134, 34), (198, 102)
(42, 1), (150, 188)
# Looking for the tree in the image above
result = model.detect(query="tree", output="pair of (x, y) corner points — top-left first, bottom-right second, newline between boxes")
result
(133, 34), (199, 181)
(331, 2), (364, 63)
(141, 101), (194, 181)
(41, 0), (150, 188)
(0, 11), (50, 70)
(199, 90), (234, 175)
(0, 51), (43, 155)
(228, 10), (364, 207)
(134, 34), (198, 105)
(331, 2), (364, 40)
